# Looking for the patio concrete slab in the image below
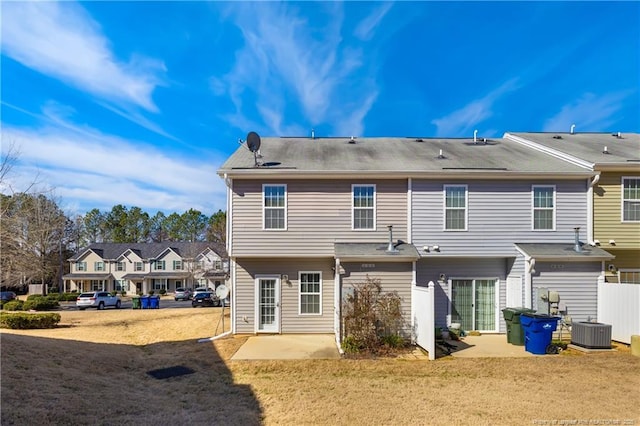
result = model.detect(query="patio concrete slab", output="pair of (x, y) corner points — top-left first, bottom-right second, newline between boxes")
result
(448, 335), (535, 358)
(231, 334), (341, 360)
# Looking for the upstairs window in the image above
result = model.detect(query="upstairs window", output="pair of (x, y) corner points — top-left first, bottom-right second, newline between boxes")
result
(76, 261), (87, 272)
(173, 260), (183, 270)
(352, 185), (375, 230)
(263, 185), (286, 230)
(94, 261), (104, 272)
(155, 260), (165, 271)
(619, 270), (640, 284)
(116, 262), (126, 272)
(134, 262), (144, 272)
(444, 185), (467, 231)
(622, 177), (640, 222)
(533, 185), (555, 230)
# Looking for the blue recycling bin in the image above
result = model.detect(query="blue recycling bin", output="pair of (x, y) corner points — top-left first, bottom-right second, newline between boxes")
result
(140, 295), (150, 309)
(149, 295), (160, 309)
(520, 313), (560, 354)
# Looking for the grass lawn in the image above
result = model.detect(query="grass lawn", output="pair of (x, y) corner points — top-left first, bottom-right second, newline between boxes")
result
(1, 308), (639, 425)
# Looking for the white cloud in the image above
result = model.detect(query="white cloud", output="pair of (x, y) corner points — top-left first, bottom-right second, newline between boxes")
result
(1, 122), (227, 215)
(215, 3), (383, 136)
(353, 3), (393, 41)
(1, 1), (165, 112)
(431, 79), (520, 137)
(543, 92), (633, 132)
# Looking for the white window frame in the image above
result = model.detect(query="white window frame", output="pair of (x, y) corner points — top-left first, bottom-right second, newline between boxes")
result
(155, 260), (165, 271)
(298, 271), (322, 316)
(443, 184), (468, 231)
(153, 278), (167, 290)
(115, 279), (129, 292)
(532, 185), (556, 231)
(621, 177), (640, 223)
(76, 261), (87, 272)
(116, 262), (126, 272)
(619, 269), (640, 284)
(352, 184), (376, 230)
(134, 261), (144, 272)
(262, 184), (287, 230)
(173, 260), (183, 270)
(94, 261), (104, 272)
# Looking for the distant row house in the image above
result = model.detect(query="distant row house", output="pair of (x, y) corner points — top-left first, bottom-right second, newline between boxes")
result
(217, 131), (639, 342)
(63, 242), (228, 295)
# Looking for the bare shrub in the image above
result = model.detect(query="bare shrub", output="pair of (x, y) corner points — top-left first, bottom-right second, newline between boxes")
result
(342, 276), (405, 354)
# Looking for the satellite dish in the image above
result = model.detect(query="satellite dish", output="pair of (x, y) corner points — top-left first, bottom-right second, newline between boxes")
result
(247, 131), (261, 153)
(215, 284), (229, 300)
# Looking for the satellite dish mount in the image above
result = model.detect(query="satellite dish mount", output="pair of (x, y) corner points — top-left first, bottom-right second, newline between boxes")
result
(246, 131), (262, 167)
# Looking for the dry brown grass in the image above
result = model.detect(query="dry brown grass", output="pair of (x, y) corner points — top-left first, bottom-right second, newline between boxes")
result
(2, 308), (640, 426)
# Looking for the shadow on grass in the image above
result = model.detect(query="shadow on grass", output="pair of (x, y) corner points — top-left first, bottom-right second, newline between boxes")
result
(0, 333), (262, 425)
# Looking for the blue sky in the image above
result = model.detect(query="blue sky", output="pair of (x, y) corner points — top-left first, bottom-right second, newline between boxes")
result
(2, 1), (638, 216)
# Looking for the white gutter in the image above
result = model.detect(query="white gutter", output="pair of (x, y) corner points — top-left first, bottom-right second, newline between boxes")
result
(410, 260), (416, 340)
(334, 257), (344, 354)
(587, 174), (600, 245)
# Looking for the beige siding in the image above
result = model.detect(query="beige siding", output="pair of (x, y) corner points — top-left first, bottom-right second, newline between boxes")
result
(341, 262), (413, 335)
(234, 258), (335, 334)
(231, 179), (408, 257)
(594, 172), (640, 248)
(604, 249), (640, 282)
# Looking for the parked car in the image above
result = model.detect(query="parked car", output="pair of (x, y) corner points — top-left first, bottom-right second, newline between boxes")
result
(191, 292), (220, 308)
(76, 291), (121, 310)
(174, 287), (192, 301)
(193, 287), (213, 297)
(1, 291), (17, 302)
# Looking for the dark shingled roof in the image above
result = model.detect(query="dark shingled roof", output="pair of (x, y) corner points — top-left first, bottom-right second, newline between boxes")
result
(69, 242), (227, 262)
(334, 242), (420, 261)
(218, 136), (592, 176)
(515, 243), (614, 260)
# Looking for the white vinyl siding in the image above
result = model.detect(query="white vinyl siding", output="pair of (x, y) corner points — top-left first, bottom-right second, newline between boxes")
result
(444, 185), (467, 231)
(299, 272), (322, 315)
(622, 177), (640, 222)
(263, 184), (287, 230)
(352, 185), (376, 230)
(533, 185), (556, 230)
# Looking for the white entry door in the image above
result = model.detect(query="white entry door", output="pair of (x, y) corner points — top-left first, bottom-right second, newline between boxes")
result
(256, 276), (280, 333)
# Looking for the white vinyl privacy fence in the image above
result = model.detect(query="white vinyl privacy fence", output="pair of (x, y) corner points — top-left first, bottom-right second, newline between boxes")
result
(412, 281), (435, 360)
(597, 281), (640, 344)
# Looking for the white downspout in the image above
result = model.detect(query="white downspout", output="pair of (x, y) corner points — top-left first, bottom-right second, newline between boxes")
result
(525, 256), (535, 309)
(411, 260), (416, 343)
(588, 174), (600, 245)
(407, 178), (412, 244)
(334, 258), (344, 354)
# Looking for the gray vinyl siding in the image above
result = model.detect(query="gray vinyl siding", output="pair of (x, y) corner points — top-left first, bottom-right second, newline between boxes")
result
(231, 179), (407, 257)
(234, 258), (334, 334)
(416, 257), (508, 332)
(412, 180), (588, 256)
(341, 262), (413, 336)
(532, 262), (602, 323)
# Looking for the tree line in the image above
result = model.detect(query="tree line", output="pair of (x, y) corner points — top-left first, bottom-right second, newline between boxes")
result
(1, 192), (226, 290)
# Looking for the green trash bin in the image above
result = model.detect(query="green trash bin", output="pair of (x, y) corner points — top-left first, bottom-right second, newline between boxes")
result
(132, 297), (141, 309)
(502, 307), (536, 345)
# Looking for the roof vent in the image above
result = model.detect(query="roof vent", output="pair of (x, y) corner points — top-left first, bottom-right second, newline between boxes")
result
(603, 146), (609, 154)
(613, 132), (622, 139)
(348, 136), (356, 144)
(574, 227), (582, 253)
(570, 124), (576, 134)
(386, 225), (399, 254)
(311, 128), (315, 139)
(473, 130), (478, 143)
(415, 138), (424, 142)
(553, 135), (563, 139)
(437, 149), (445, 159)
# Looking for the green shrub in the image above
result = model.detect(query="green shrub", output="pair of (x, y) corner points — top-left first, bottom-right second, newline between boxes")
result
(381, 334), (406, 348)
(120, 290), (127, 297)
(23, 297), (59, 311)
(46, 293), (60, 301)
(110, 291), (117, 297)
(148, 290), (155, 296)
(341, 335), (361, 354)
(26, 294), (43, 300)
(0, 312), (61, 329)
(159, 289), (167, 295)
(61, 293), (79, 302)
(2, 300), (24, 311)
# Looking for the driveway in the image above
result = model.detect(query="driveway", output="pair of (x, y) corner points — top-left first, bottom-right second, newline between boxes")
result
(231, 334), (340, 360)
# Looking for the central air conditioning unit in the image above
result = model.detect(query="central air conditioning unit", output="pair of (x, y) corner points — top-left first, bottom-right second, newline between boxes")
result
(571, 322), (612, 349)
